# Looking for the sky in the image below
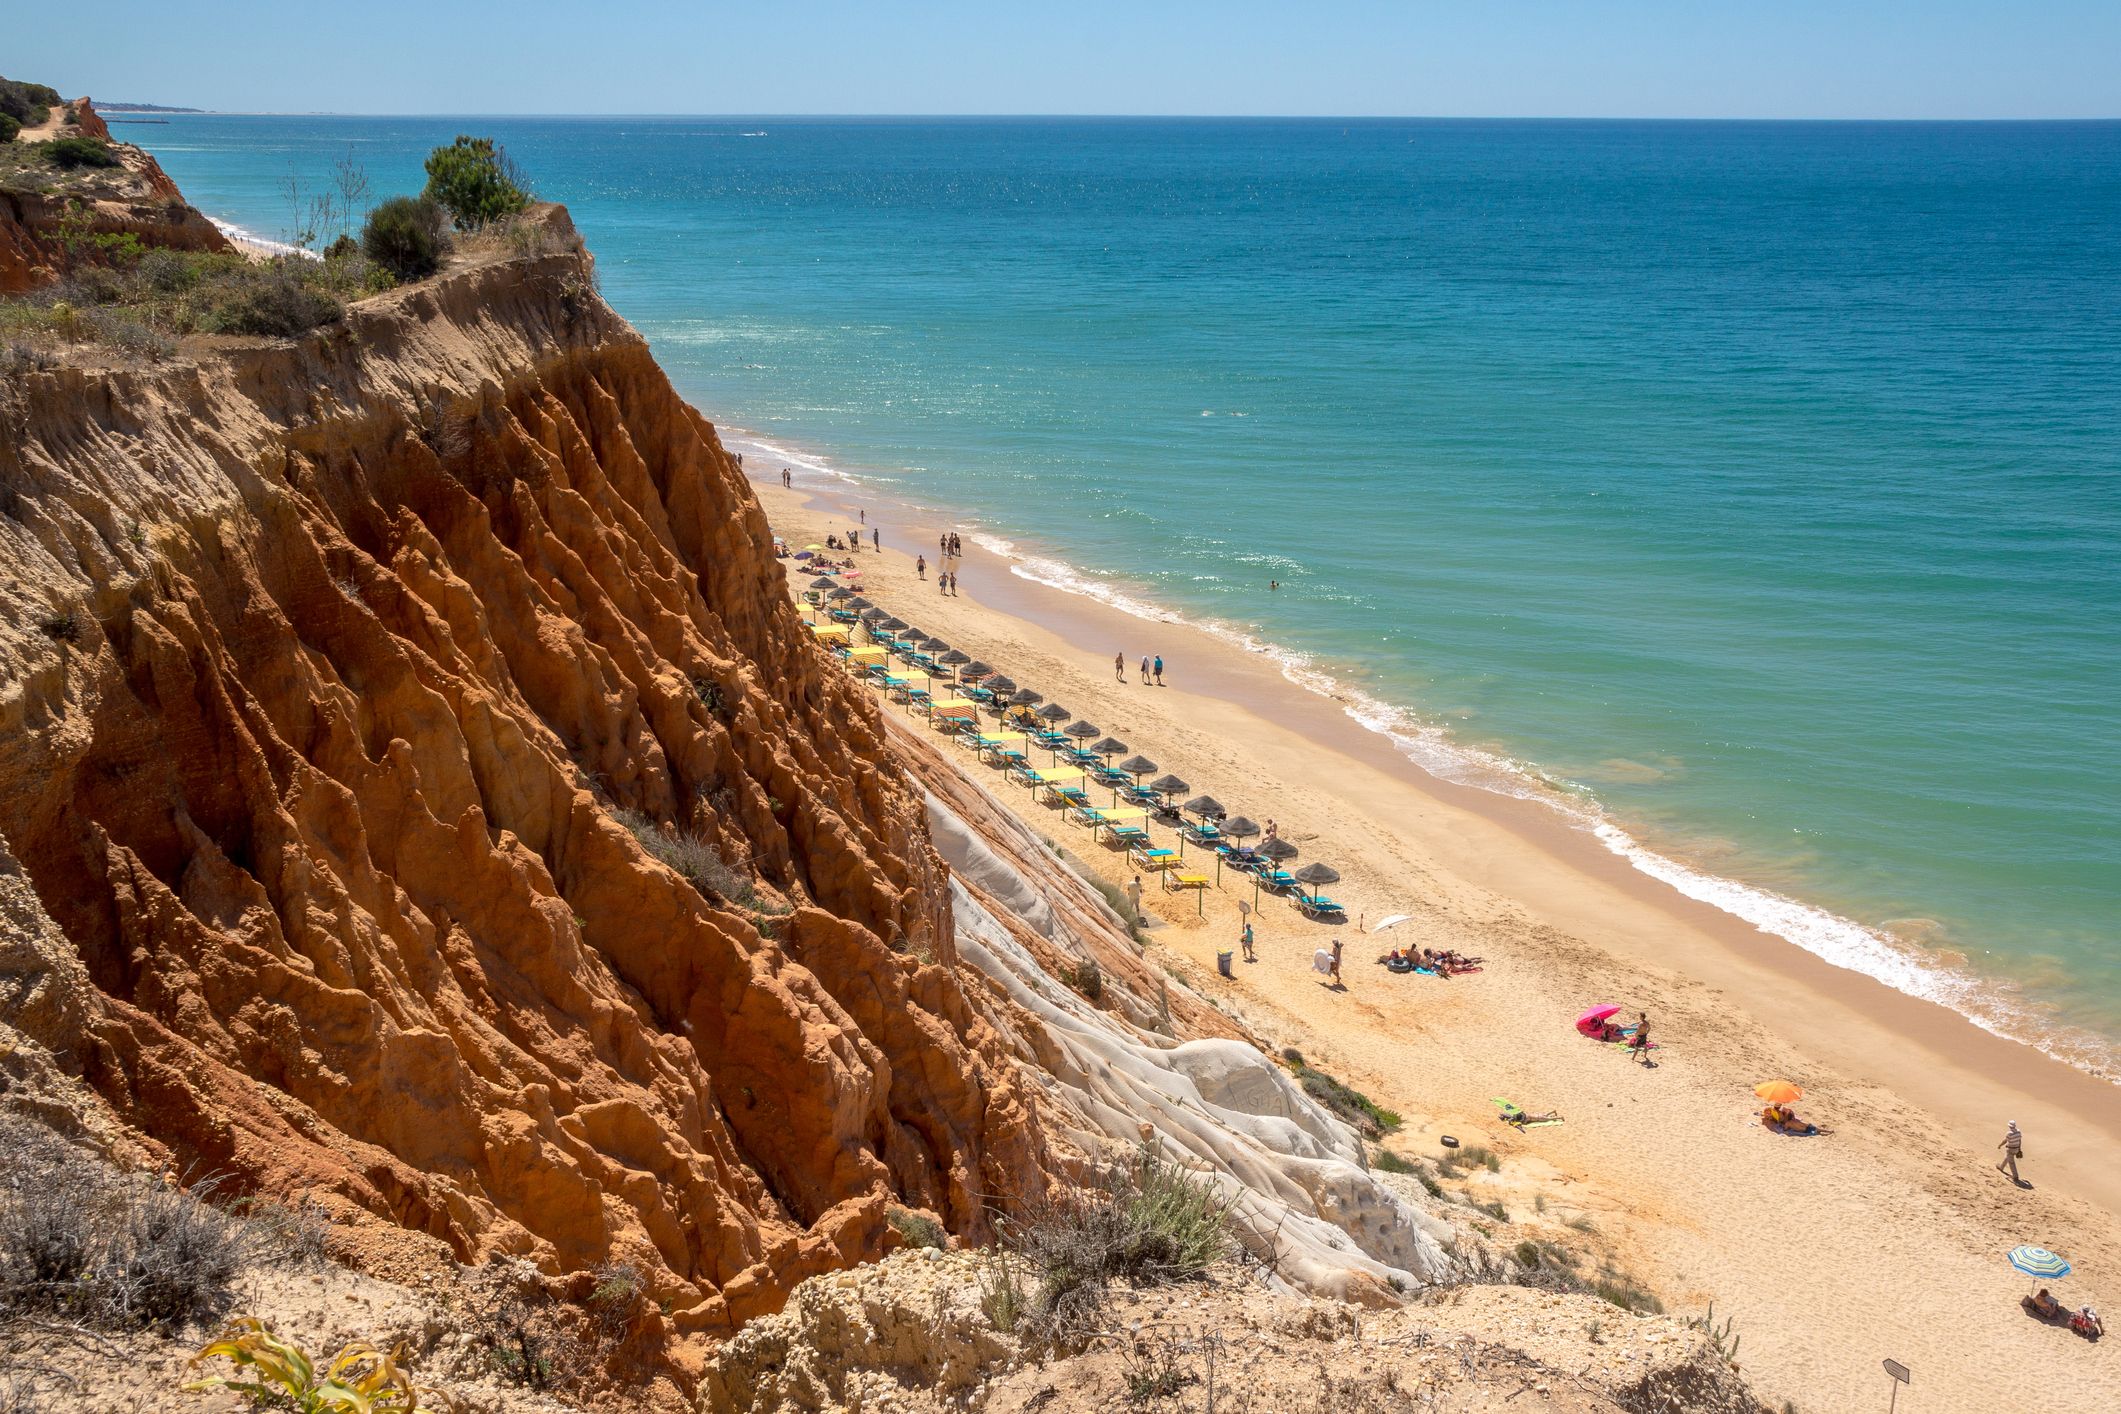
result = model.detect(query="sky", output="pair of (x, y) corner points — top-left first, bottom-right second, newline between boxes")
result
(14, 1), (2121, 119)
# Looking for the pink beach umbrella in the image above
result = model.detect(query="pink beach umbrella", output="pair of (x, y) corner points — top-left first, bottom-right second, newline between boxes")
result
(1576, 1004), (1622, 1038)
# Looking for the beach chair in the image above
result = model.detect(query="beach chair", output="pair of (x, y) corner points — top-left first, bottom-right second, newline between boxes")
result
(1185, 823), (1223, 847)
(1054, 786), (1093, 811)
(1119, 785), (1162, 808)
(1295, 888), (1345, 920)
(1251, 867), (1295, 892)
(1107, 825), (1151, 850)
(1129, 847), (1181, 874)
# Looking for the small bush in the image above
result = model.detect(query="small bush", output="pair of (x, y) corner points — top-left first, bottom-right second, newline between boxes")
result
(0, 1124), (271, 1333)
(361, 196), (447, 282)
(1416, 1169), (1444, 1199)
(994, 1149), (1233, 1345)
(1066, 958), (1103, 1001)
(423, 135), (529, 229)
(1459, 1144), (1501, 1173)
(1370, 1147), (1415, 1176)
(588, 1261), (645, 1337)
(886, 1206), (947, 1251)
(615, 807), (757, 906)
(201, 268), (342, 337)
(35, 611), (80, 643)
(1593, 1273), (1664, 1315)
(464, 1258), (558, 1390)
(0, 114), (19, 144)
(41, 136), (118, 170)
(137, 247), (201, 293)
(1285, 1057), (1400, 1137)
(115, 1180), (252, 1326)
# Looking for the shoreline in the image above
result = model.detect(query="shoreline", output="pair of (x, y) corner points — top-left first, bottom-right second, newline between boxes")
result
(735, 436), (2121, 1410)
(725, 425), (2116, 1085)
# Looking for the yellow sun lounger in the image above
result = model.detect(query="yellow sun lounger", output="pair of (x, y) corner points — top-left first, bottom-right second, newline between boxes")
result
(809, 622), (850, 638)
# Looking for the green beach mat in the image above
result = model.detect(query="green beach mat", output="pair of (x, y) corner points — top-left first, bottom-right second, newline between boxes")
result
(1491, 1097), (1565, 1129)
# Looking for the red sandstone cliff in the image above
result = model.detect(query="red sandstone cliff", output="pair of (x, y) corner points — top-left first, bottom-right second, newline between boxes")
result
(1, 96), (228, 293)
(0, 207), (1042, 1345)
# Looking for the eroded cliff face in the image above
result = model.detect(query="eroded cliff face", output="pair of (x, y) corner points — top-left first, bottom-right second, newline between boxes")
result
(0, 212), (1041, 1335)
(1, 98), (229, 294)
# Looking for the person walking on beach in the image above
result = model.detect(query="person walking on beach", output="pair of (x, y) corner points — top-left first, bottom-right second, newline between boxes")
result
(938, 568), (948, 596)
(951, 532), (961, 556)
(1240, 920), (1256, 963)
(872, 527), (880, 551)
(1329, 938), (1344, 989)
(1998, 1121), (2026, 1185)
(1126, 875), (1144, 925)
(1628, 1010), (1654, 1065)
(1139, 656), (1150, 683)
(1115, 652), (1126, 682)
(916, 555), (927, 581)
(1153, 654), (1164, 685)
(782, 467), (791, 487)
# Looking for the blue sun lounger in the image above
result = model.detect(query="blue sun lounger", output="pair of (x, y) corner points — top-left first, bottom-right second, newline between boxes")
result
(1295, 889), (1345, 919)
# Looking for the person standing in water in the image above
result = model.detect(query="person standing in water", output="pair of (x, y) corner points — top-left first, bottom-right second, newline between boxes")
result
(872, 527), (880, 551)
(859, 508), (866, 525)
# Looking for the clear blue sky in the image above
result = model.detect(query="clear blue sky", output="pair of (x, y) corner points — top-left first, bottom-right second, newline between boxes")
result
(16, 1), (2120, 118)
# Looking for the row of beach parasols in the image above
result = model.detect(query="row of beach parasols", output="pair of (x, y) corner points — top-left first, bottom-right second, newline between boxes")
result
(815, 588), (1342, 905)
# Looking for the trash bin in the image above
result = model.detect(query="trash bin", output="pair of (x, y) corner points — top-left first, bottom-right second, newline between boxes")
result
(1216, 950), (1234, 978)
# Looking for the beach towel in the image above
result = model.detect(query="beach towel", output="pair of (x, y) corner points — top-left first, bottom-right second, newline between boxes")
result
(1312, 949), (1335, 976)
(1491, 1098), (1564, 1129)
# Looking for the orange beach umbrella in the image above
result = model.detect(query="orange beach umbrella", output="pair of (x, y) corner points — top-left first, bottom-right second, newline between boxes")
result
(1753, 1081), (1803, 1105)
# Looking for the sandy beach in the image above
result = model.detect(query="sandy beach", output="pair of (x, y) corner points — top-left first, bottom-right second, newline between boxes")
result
(748, 465), (2121, 1412)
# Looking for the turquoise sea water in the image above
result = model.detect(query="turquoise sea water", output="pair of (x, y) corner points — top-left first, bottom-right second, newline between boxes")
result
(134, 116), (2121, 1070)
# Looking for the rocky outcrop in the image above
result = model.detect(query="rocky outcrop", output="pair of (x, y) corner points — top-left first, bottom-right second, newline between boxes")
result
(0, 212), (1041, 1340)
(1, 97), (227, 293)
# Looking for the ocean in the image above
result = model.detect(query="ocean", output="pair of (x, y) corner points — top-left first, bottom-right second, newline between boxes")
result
(132, 115), (2121, 1073)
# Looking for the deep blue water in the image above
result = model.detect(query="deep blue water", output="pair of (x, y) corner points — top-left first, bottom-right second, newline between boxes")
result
(133, 116), (2121, 1069)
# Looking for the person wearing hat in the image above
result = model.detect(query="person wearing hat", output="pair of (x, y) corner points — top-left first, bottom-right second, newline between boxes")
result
(1997, 1121), (2026, 1184)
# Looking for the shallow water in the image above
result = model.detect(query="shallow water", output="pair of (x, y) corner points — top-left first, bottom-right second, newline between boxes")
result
(137, 115), (2121, 1069)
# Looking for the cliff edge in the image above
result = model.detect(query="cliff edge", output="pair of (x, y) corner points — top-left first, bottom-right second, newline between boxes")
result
(0, 200), (1040, 1345)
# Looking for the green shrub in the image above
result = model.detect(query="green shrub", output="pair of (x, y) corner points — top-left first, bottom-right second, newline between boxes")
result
(994, 1149), (1233, 1344)
(360, 196), (447, 281)
(0, 114), (19, 143)
(1285, 1058), (1401, 1137)
(1370, 1146), (1415, 1175)
(422, 135), (529, 229)
(0, 76), (61, 129)
(200, 269), (341, 337)
(42, 136), (119, 170)
(886, 1206), (946, 1251)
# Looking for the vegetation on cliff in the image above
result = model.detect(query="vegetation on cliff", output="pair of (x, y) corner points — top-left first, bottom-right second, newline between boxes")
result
(0, 75), (64, 142)
(422, 135), (530, 229)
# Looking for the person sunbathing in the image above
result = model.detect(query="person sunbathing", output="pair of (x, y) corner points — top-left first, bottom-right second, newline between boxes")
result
(1501, 1107), (1562, 1128)
(2028, 1288), (2064, 1321)
(1762, 1105), (1822, 1136)
(2073, 1306), (2103, 1339)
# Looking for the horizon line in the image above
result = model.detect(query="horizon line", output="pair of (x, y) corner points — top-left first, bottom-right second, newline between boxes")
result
(122, 110), (2121, 123)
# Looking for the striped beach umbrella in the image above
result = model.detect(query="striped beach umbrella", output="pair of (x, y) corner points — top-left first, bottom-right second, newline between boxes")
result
(2008, 1245), (2071, 1282)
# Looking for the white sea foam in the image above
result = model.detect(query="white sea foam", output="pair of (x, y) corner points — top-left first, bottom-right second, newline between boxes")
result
(207, 216), (319, 261)
(968, 531), (2116, 1080)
